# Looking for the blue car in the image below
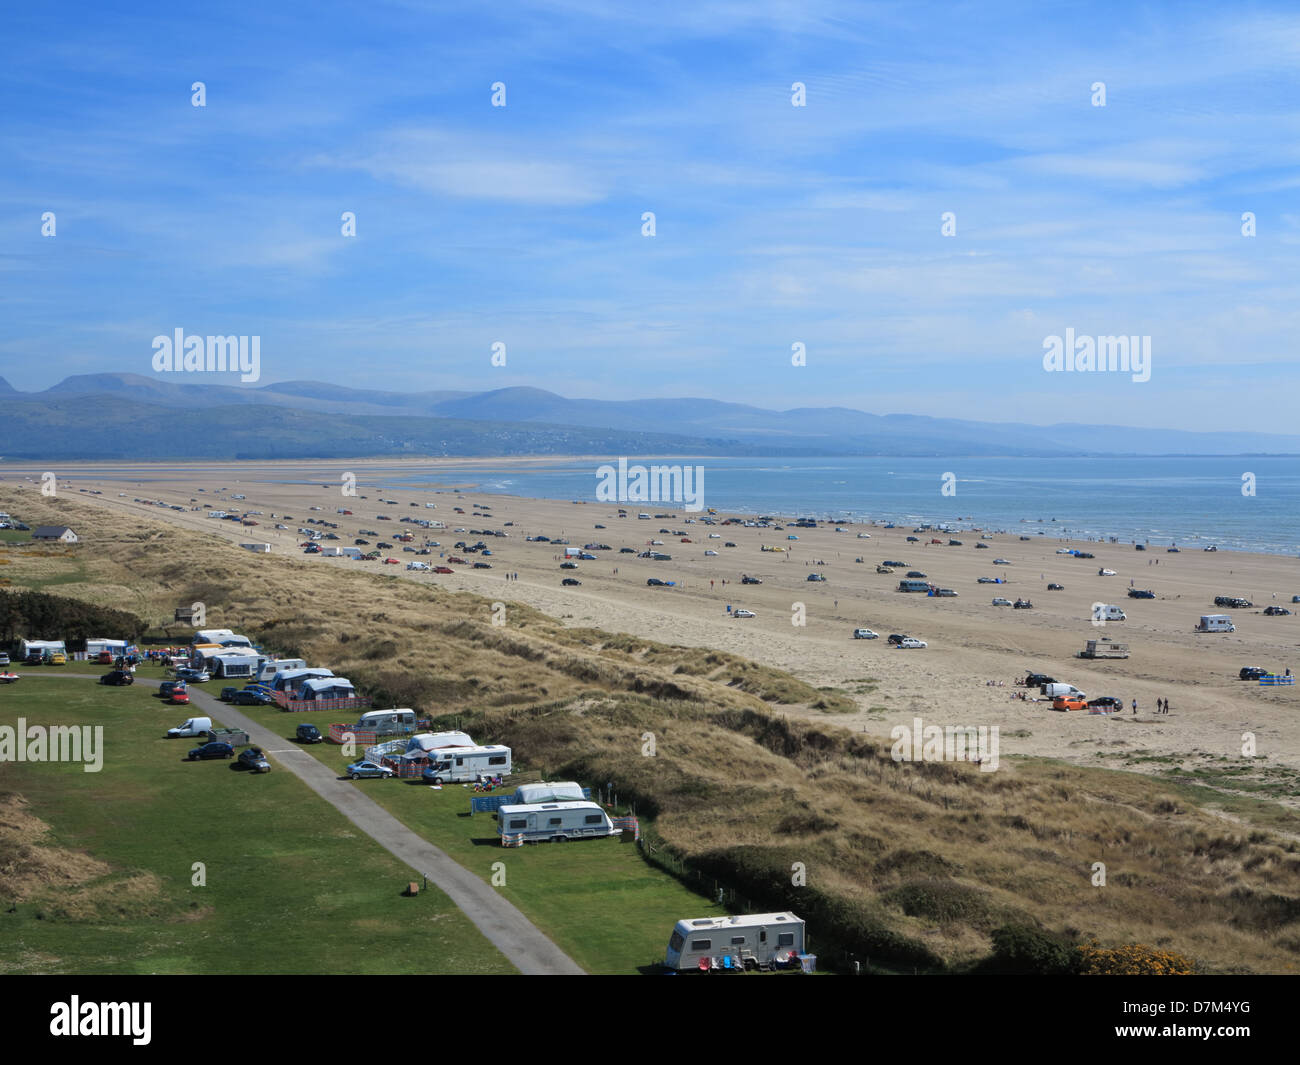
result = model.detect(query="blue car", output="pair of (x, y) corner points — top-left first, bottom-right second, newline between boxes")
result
(345, 760), (394, 780)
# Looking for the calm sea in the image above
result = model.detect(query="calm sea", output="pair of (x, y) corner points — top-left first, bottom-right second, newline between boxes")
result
(362, 455), (1300, 557)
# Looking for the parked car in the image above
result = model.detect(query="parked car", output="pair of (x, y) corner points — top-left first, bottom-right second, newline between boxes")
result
(806, 573), (827, 582)
(1087, 697), (1123, 710)
(432, 565), (454, 574)
(906, 571), (927, 579)
(619, 547), (636, 553)
(169, 689), (191, 705)
(175, 668), (210, 683)
(852, 628), (878, 639)
(733, 609), (757, 619)
(187, 741), (234, 761)
(99, 670), (134, 686)
(933, 588), (958, 597)
(159, 680), (184, 699)
(896, 637), (927, 649)
(0, 653), (9, 666)
(296, 723), (323, 743)
(992, 558), (1011, 565)
(992, 597), (1012, 606)
(1024, 673), (1056, 688)
(562, 578), (582, 586)
(238, 747), (271, 773)
(1239, 666), (1270, 680)
(345, 760), (394, 780)
(741, 575), (762, 584)
(1047, 583), (1065, 590)
(230, 689), (272, 706)
(1264, 606), (1291, 616)
(887, 634), (910, 646)
(1053, 696), (1088, 711)
(1128, 589), (1155, 599)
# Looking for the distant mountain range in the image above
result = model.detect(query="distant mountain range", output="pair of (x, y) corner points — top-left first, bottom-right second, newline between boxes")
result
(0, 373), (1296, 460)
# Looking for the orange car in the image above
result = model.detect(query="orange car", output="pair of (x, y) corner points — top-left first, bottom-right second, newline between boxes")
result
(1053, 695), (1088, 711)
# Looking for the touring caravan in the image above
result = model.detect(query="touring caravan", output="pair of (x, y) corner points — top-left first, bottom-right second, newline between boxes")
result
(1196, 615), (1235, 633)
(423, 744), (512, 783)
(256, 657), (306, 682)
(514, 781), (586, 805)
(1079, 640), (1129, 659)
(355, 708), (418, 737)
(664, 912), (805, 972)
(496, 799), (613, 843)
(207, 650), (260, 679)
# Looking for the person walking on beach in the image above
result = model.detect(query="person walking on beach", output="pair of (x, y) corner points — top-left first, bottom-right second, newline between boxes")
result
(1132, 699), (1138, 714)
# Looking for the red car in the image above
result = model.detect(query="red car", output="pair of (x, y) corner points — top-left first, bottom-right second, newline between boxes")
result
(433, 566), (453, 574)
(384, 558), (400, 565)
(170, 689), (191, 705)
(448, 556), (467, 565)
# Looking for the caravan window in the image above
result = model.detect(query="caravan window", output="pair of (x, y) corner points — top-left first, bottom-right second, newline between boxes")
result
(583, 814), (603, 825)
(690, 939), (712, 951)
(730, 936), (746, 946)
(778, 933), (795, 947)
(507, 819), (526, 830)
(488, 755), (506, 766)
(548, 817), (562, 826)
(670, 932), (684, 952)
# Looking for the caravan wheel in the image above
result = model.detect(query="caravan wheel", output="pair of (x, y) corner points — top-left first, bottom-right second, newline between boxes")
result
(551, 835), (567, 843)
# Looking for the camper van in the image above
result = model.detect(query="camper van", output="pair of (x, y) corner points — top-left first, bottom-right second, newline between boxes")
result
(664, 912), (805, 972)
(897, 579), (931, 593)
(422, 744), (512, 783)
(1196, 615), (1236, 633)
(1093, 605), (1126, 622)
(355, 709), (419, 737)
(496, 800), (613, 843)
(1041, 683), (1086, 699)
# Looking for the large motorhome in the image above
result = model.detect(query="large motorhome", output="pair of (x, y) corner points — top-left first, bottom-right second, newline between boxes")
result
(496, 799), (613, 843)
(1196, 614), (1235, 633)
(423, 744), (512, 783)
(664, 912), (805, 971)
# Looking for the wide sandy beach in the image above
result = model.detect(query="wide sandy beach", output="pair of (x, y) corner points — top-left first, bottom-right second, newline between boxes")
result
(6, 459), (1299, 792)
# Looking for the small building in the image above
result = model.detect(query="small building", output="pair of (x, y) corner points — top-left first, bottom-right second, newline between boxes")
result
(32, 526), (78, 543)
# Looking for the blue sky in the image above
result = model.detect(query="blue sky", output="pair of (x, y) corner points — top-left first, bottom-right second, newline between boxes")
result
(3, 0), (1299, 428)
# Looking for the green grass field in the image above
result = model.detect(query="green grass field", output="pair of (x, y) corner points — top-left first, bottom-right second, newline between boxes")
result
(0, 677), (513, 974)
(233, 702), (732, 974)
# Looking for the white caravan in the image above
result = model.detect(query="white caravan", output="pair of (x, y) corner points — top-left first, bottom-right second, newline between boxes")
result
(496, 799), (613, 843)
(665, 912), (805, 971)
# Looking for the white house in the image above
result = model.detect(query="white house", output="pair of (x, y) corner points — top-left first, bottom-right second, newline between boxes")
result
(32, 526), (78, 543)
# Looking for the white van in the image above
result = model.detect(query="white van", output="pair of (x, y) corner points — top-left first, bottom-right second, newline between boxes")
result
(406, 561), (430, 571)
(497, 800), (616, 843)
(1041, 683), (1086, 699)
(167, 716), (212, 738)
(1093, 604), (1127, 621)
(1196, 615), (1235, 633)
